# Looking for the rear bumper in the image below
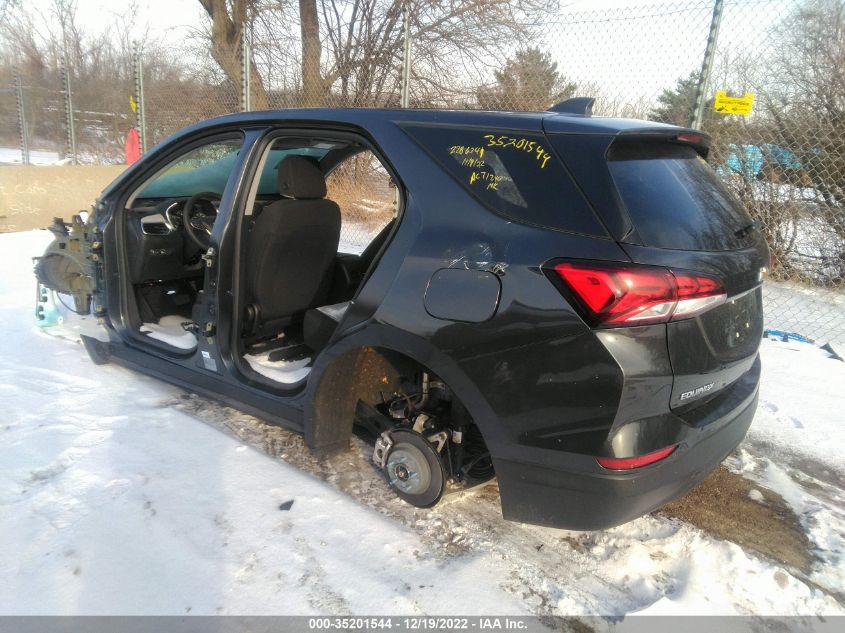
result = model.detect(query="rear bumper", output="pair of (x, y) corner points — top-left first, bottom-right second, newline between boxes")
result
(492, 363), (759, 530)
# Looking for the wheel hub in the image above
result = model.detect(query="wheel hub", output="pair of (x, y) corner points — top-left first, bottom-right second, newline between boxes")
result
(386, 443), (431, 495)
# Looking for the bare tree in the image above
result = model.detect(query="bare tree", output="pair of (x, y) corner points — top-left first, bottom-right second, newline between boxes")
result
(198, 0), (269, 108)
(765, 0), (845, 282)
(299, 0), (323, 106)
(0, 0), (209, 161)
(239, 0), (559, 107)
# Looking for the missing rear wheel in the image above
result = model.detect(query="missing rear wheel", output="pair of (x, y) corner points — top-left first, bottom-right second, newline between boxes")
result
(384, 429), (445, 508)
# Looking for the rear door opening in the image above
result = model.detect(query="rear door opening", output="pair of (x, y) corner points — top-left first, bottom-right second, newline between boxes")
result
(230, 132), (402, 391)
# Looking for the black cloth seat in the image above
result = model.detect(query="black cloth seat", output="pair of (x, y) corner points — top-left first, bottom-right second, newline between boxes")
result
(245, 155), (341, 336)
(304, 301), (351, 352)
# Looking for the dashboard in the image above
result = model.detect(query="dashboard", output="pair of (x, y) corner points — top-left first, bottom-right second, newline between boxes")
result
(138, 198), (219, 235)
(128, 198), (209, 283)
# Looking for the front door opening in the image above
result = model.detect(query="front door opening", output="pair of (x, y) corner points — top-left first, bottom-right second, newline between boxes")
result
(121, 136), (243, 352)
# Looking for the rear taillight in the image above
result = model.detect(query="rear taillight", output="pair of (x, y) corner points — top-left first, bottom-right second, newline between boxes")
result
(596, 444), (677, 470)
(550, 261), (726, 327)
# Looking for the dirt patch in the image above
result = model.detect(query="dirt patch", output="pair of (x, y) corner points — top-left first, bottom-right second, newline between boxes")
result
(661, 465), (812, 573)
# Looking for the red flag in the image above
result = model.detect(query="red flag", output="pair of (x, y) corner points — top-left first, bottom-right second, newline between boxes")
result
(125, 128), (141, 165)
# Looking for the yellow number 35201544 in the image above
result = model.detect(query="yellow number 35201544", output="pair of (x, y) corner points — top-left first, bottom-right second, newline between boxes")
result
(482, 134), (551, 169)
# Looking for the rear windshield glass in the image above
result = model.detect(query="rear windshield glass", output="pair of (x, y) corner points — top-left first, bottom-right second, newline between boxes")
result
(401, 124), (607, 237)
(608, 142), (753, 251)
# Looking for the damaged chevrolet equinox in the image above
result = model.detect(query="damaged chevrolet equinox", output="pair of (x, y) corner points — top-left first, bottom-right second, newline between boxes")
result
(35, 98), (769, 529)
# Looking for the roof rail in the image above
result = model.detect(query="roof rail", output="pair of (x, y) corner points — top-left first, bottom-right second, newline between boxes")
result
(548, 97), (595, 116)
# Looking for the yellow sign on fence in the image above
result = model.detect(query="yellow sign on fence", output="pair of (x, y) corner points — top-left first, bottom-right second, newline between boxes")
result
(713, 91), (755, 115)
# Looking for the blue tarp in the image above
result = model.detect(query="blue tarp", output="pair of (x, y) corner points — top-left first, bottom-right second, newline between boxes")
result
(720, 143), (803, 180)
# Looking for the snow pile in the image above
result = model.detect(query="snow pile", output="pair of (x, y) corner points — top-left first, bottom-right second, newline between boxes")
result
(140, 315), (197, 350)
(737, 452), (845, 594)
(244, 352), (312, 384)
(0, 147), (63, 165)
(0, 230), (528, 615)
(597, 518), (826, 616)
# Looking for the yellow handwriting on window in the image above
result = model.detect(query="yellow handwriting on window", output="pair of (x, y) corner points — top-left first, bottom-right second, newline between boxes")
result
(461, 157), (486, 168)
(469, 170), (511, 190)
(449, 145), (485, 158)
(482, 134), (551, 169)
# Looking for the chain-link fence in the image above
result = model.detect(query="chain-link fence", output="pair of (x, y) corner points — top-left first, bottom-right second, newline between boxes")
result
(0, 66), (18, 155)
(2, 0), (843, 346)
(8, 65), (65, 164)
(326, 151), (397, 253)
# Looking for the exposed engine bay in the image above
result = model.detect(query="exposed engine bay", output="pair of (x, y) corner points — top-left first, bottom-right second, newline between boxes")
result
(33, 215), (97, 319)
(356, 371), (495, 507)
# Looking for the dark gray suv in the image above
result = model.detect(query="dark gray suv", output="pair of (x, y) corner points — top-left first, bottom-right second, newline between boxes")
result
(35, 98), (769, 529)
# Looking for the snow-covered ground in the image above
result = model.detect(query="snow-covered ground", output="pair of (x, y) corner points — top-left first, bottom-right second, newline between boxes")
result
(1, 230), (844, 617)
(0, 147), (63, 166)
(764, 280), (845, 348)
(0, 146), (119, 166)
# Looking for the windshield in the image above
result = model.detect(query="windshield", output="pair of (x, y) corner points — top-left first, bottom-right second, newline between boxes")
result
(138, 140), (242, 199)
(138, 144), (327, 199)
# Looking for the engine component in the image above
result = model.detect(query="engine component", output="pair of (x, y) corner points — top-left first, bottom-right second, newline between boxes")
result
(33, 215), (97, 314)
(383, 429), (446, 508)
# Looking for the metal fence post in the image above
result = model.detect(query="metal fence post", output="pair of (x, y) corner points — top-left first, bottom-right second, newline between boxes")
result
(13, 68), (30, 165)
(62, 57), (78, 164)
(241, 28), (251, 112)
(133, 45), (148, 154)
(690, 0), (724, 130)
(400, 2), (413, 108)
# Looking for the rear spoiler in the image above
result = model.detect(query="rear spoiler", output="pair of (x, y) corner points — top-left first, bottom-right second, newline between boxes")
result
(546, 99), (712, 158)
(548, 97), (596, 116)
(612, 128), (712, 159)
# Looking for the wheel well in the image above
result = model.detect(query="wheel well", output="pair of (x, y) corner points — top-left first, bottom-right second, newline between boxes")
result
(307, 345), (487, 456)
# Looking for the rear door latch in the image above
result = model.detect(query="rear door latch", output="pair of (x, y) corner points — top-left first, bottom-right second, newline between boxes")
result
(201, 247), (216, 267)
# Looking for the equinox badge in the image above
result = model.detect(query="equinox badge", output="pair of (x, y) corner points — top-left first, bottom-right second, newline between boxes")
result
(680, 382), (715, 401)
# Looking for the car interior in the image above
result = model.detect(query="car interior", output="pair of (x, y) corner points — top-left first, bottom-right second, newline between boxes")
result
(122, 135), (399, 386)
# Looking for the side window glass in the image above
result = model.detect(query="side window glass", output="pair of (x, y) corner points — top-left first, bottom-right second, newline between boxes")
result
(400, 124), (606, 237)
(326, 151), (397, 254)
(135, 139), (242, 199)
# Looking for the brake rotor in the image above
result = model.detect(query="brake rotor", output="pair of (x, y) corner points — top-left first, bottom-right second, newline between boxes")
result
(384, 429), (446, 508)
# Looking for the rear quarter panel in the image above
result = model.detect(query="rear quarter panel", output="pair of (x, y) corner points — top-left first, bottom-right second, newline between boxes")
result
(336, 115), (636, 453)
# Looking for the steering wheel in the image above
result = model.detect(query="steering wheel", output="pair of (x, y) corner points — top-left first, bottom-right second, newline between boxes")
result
(183, 191), (221, 250)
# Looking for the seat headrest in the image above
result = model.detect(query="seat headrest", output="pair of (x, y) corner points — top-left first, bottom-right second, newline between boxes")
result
(277, 155), (327, 199)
